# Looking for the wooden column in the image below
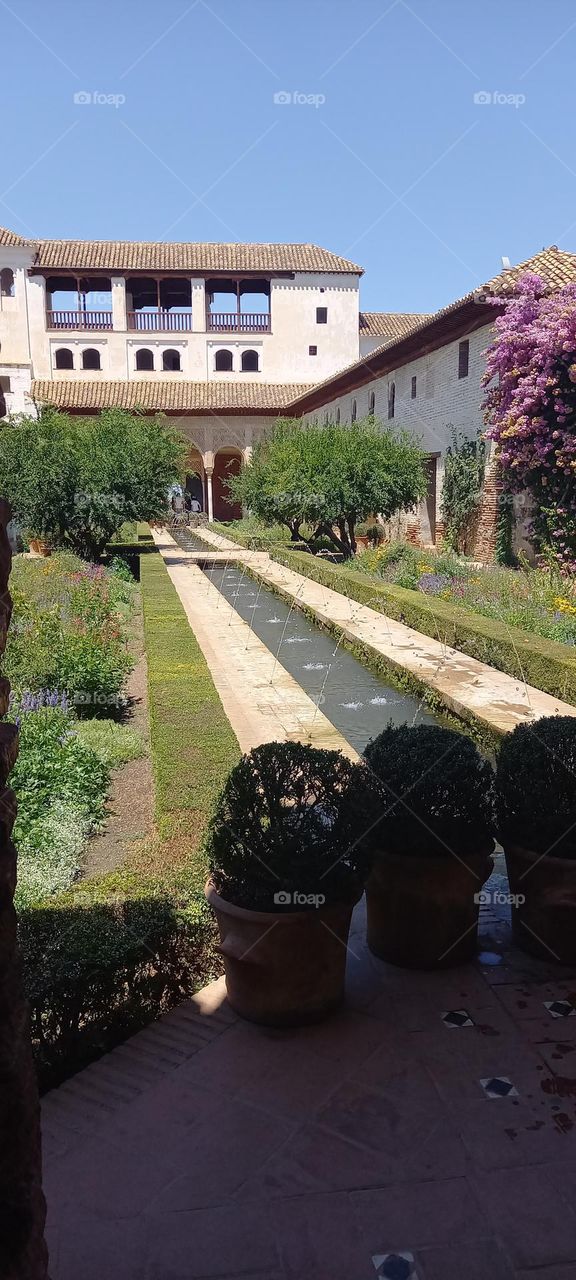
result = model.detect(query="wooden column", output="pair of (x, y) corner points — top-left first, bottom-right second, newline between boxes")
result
(0, 500), (49, 1279)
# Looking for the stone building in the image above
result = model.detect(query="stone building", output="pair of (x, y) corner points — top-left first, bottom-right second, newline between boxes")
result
(1, 227), (575, 547)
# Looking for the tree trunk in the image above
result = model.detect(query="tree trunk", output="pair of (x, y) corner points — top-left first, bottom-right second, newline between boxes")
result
(337, 518), (352, 559)
(0, 500), (49, 1279)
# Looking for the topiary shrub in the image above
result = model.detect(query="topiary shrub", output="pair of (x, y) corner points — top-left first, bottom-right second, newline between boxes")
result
(364, 723), (495, 857)
(366, 523), (385, 547)
(496, 715), (576, 857)
(205, 741), (375, 910)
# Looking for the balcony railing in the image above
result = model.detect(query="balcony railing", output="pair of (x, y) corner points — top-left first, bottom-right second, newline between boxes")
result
(127, 310), (193, 332)
(207, 312), (271, 333)
(46, 310), (113, 331)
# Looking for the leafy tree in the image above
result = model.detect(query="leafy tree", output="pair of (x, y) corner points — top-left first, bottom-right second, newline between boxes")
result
(229, 417), (427, 557)
(0, 408), (185, 559)
(440, 427), (485, 553)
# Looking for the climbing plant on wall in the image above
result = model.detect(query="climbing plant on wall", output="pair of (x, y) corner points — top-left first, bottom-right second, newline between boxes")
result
(440, 427), (486, 553)
(483, 272), (576, 570)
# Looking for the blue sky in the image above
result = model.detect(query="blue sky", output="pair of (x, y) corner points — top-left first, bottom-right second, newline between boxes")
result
(1, 0), (576, 312)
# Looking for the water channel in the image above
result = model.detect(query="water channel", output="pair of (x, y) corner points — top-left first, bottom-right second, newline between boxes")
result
(176, 531), (437, 754)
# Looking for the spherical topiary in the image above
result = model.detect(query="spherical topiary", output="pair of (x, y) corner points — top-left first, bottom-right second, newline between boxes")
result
(363, 722), (495, 857)
(496, 715), (576, 858)
(205, 740), (376, 910)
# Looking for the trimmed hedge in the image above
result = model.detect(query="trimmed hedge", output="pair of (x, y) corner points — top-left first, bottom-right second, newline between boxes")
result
(20, 551), (240, 1090)
(208, 521), (295, 552)
(270, 548), (576, 706)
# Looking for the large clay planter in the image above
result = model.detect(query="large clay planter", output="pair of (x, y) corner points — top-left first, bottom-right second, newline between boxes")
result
(505, 843), (576, 964)
(366, 845), (494, 969)
(206, 881), (360, 1025)
(28, 539), (51, 557)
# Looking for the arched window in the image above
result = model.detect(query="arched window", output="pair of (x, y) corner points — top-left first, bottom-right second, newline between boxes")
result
(0, 268), (14, 297)
(368, 390), (375, 415)
(387, 381), (395, 420)
(136, 348), (154, 371)
(351, 398), (357, 423)
(55, 347), (74, 369)
(82, 348), (101, 370)
(335, 406), (341, 425)
(241, 349), (259, 373)
(163, 349), (181, 372)
(215, 349), (233, 371)
(324, 411), (330, 426)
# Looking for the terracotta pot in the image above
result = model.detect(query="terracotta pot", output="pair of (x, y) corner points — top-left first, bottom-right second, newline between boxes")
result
(366, 844), (494, 969)
(354, 536), (369, 550)
(206, 880), (360, 1026)
(504, 842), (576, 964)
(29, 538), (51, 556)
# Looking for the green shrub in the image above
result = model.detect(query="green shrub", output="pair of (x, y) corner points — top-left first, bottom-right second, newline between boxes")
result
(10, 696), (110, 907)
(206, 741), (375, 910)
(364, 723), (495, 857)
(270, 548), (576, 705)
(496, 715), (576, 857)
(75, 718), (146, 768)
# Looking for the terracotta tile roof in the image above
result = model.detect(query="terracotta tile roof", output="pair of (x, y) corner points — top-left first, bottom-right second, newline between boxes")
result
(31, 240), (363, 274)
(288, 246), (576, 412)
(30, 379), (315, 413)
(0, 226), (33, 247)
(359, 311), (432, 339)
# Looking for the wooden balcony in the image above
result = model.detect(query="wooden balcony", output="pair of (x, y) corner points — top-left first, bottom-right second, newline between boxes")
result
(207, 312), (271, 334)
(46, 310), (113, 331)
(127, 311), (193, 332)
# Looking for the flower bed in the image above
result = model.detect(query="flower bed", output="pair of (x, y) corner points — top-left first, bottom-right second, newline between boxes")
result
(355, 541), (576, 646)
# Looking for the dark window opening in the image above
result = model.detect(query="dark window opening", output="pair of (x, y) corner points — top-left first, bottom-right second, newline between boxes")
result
(206, 278), (270, 332)
(368, 391), (375, 415)
(351, 398), (357, 423)
(316, 307), (328, 324)
(335, 407), (341, 424)
(388, 381), (395, 420)
(241, 349), (259, 372)
(136, 348), (154, 371)
(0, 268), (15, 297)
(215, 349), (233, 371)
(162, 348), (181, 371)
(55, 347), (74, 369)
(458, 339), (470, 379)
(309, 345), (317, 356)
(82, 348), (101, 370)
(411, 375), (417, 399)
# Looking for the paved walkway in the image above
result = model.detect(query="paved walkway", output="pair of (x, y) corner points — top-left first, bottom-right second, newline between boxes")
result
(43, 885), (576, 1279)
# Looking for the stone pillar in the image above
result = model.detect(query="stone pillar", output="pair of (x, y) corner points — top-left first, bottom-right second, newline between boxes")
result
(205, 469), (214, 522)
(111, 277), (127, 331)
(472, 455), (503, 563)
(0, 500), (49, 1279)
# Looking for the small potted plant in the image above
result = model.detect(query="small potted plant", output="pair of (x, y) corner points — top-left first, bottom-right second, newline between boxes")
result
(25, 530), (51, 557)
(354, 522), (370, 551)
(366, 522), (385, 548)
(363, 724), (495, 968)
(204, 741), (375, 1025)
(496, 715), (576, 964)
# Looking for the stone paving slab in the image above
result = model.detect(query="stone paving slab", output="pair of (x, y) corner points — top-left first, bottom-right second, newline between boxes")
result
(185, 525), (576, 736)
(43, 893), (576, 1279)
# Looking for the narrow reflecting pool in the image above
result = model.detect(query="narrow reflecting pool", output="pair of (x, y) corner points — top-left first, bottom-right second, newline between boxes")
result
(200, 559), (437, 754)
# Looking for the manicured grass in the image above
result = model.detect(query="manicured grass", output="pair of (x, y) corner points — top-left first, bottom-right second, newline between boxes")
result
(270, 547), (576, 706)
(140, 553), (240, 882)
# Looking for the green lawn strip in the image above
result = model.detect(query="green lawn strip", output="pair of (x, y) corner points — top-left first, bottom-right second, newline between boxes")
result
(269, 548), (576, 708)
(140, 552), (240, 879)
(20, 550), (240, 1089)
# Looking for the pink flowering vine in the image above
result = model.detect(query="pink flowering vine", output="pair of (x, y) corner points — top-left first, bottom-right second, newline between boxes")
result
(482, 272), (576, 569)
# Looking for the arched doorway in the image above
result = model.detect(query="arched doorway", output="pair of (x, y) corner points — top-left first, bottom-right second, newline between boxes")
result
(213, 448), (242, 520)
(184, 447), (205, 512)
